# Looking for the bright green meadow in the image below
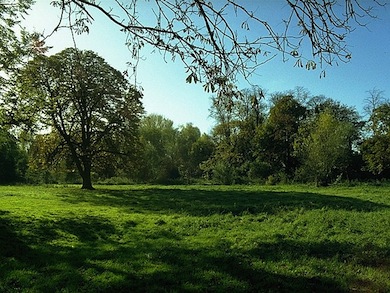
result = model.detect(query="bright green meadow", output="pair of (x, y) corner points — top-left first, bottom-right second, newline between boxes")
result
(0, 184), (389, 292)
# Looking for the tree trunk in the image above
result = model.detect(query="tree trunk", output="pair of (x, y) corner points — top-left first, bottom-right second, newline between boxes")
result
(81, 175), (94, 190)
(81, 159), (94, 190)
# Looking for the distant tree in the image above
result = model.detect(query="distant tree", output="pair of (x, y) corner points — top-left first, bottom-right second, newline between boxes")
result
(137, 114), (179, 182)
(305, 96), (363, 149)
(295, 110), (356, 185)
(361, 135), (390, 177)
(50, 0), (385, 98)
(370, 103), (390, 135)
(191, 134), (215, 178)
(175, 124), (214, 181)
(364, 88), (387, 117)
(177, 124), (201, 180)
(25, 132), (68, 183)
(257, 95), (306, 176)
(11, 48), (143, 189)
(306, 96), (358, 121)
(361, 103), (390, 176)
(306, 97), (364, 180)
(207, 87), (266, 183)
(0, 128), (27, 183)
(363, 89), (388, 136)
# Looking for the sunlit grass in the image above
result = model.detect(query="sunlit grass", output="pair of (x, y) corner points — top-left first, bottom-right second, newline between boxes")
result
(0, 184), (389, 292)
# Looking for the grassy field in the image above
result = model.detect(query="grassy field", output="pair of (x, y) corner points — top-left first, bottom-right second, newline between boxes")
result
(0, 184), (389, 292)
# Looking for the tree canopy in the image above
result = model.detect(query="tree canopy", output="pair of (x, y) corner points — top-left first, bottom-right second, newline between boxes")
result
(295, 110), (356, 185)
(0, 128), (27, 183)
(0, 0), (50, 86)
(11, 48), (143, 189)
(0, 0), (33, 73)
(362, 103), (390, 176)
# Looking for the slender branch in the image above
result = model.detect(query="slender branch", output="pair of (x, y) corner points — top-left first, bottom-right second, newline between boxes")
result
(50, 0), (386, 94)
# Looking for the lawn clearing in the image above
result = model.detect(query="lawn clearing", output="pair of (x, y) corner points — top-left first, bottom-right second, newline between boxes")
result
(0, 184), (389, 292)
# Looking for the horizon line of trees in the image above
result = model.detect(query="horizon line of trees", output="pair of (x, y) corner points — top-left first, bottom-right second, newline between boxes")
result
(1, 1), (388, 188)
(1, 67), (389, 186)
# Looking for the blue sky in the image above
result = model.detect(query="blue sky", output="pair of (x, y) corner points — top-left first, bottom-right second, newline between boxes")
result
(25, 1), (390, 133)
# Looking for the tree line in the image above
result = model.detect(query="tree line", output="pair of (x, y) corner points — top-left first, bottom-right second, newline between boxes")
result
(204, 87), (389, 186)
(1, 0), (388, 189)
(0, 48), (389, 187)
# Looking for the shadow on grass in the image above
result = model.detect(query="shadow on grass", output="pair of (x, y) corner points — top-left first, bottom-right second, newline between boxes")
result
(0, 211), (35, 260)
(251, 238), (390, 270)
(60, 187), (389, 216)
(0, 212), (357, 292)
(1, 187), (389, 292)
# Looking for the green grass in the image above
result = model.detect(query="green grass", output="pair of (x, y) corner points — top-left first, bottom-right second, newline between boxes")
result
(0, 184), (389, 292)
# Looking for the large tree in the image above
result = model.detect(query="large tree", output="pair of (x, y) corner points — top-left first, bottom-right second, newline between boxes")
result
(11, 48), (143, 189)
(49, 0), (385, 97)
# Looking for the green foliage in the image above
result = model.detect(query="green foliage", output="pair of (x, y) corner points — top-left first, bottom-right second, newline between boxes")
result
(176, 123), (201, 179)
(11, 48), (143, 189)
(362, 135), (390, 175)
(96, 176), (135, 185)
(4, 80), (388, 184)
(136, 114), (179, 182)
(0, 184), (389, 291)
(177, 124), (214, 181)
(206, 87), (267, 183)
(260, 95), (306, 175)
(361, 103), (390, 176)
(206, 88), (373, 184)
(247, 160), (272, 182)
(211, 161), (237, 185)
(265, 172), (289, 185)
(0, 128), (27, 183)
(0, 0), (34, 74)
(136, 115), (213, 183)
(189, 133), (215, 176)
(295, 110), (356, 185)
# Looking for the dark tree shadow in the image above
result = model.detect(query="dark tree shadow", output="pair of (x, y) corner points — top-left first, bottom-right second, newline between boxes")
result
(0, 211), (35, 260)
(0, 213), (353, 292)
(59, 187), (389, 216)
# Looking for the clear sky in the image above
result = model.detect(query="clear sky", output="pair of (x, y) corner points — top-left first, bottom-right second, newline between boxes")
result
(25, 1), (390, 133)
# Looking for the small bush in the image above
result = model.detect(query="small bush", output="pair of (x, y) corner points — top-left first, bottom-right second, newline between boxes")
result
(265, 174), (279, 185)
(212, 161), (236, 185)
(266, 172), (289, 185)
